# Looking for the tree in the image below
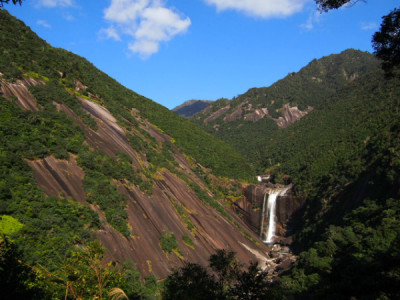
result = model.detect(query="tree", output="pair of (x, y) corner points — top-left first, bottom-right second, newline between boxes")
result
(0, 237), (45, 299)
(372, 8), (400, 77)
(316, 0), (358, 12)
(163, 250), (283, 299)
(229, 262), (279, 300)
(209, 249), (241, 298)
(37, 241), (134, 300)
(0, 0), (22, 7)
(162, 262), (217, 300)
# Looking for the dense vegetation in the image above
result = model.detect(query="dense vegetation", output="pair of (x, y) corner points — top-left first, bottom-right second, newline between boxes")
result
(279, 121), (400, 299)
(0, 9), (253, 181)
(259, 67), (400, 298)
(192, 50), (380, 170)
(0, 238), (159, 299)
(163, 249), (281, 300)
(0, 9), (257, 298)
(1, 5), (399, 299)
(188, 23), (400, 298)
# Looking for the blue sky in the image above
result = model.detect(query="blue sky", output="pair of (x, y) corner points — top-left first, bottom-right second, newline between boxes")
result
(5, 0), (399, 109)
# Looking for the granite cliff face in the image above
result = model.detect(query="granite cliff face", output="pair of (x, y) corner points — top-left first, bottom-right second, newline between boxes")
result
(198, 101), (313, 129)
(1, 76), (270, 278)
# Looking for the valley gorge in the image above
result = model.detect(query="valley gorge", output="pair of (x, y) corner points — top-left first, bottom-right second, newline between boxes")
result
(1, 8), (400, 300)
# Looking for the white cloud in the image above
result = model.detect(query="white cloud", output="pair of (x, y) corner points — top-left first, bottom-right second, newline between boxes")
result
(38, 0), (73, 7)
(360, 22), (377, 31)
(204, 0), (310, 18)
(103, 0), (191, 58)
(37, 19), (51, 28)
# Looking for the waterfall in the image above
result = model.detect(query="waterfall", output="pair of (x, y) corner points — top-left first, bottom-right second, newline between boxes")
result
(260, 187), (289, 244)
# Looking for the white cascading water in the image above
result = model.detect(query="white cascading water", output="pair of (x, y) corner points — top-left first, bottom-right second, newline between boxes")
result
(260, 187), (289, 244)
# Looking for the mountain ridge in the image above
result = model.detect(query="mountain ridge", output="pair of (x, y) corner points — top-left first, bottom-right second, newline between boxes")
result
(190, 49), (380, 169)
(172, 99), (213, 118)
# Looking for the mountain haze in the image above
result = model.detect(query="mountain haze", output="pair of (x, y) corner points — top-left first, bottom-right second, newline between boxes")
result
(172, 100), (213, 118)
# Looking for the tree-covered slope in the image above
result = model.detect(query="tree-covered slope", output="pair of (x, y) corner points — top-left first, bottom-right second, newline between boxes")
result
(0, 9), (270, 298)
(0, 9), (253, 181)
(262, 66), (400, 299)
(191, 50), (380, 170)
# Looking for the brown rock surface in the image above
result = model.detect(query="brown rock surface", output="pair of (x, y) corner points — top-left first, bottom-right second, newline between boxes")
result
(204, 105), (230, 124)
(224, 105), (244, 122)
(0, 78), (43, 111)
(244, 108), (269, 122)
(275, 104), (313, 128)
(23, 91), (271, 278)
(28, 155), (86, 203)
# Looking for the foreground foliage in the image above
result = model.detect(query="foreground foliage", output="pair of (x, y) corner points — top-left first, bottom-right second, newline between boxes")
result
(163, 249), (281, 300)
(0, 239), (159, 299)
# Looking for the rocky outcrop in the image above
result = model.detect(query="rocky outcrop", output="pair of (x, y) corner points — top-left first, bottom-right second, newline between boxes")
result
(204, 105), (230, 124)
(5, 81), (271, 278)
(275, 104), (313, 129)
(0, 78), (44, 111)
(204, 102), (312, 129)
(29, 154), (271, 278)
(244, 108), (269, 122)
(224, 104), (244, 122)
(28, 155), (86, 203)
(265, 244), (297, 278)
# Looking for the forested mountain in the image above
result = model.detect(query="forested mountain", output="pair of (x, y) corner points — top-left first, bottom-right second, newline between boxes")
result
(172, 99), (213, 118)
(191, 49), (380, 170)
(0, 9), (268, 299)
(264, 66), (400, 299)
(189, 46), (400, 298)
(1, 6), (399, 300)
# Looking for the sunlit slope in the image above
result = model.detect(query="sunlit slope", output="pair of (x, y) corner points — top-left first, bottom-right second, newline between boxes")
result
(191, 49), (380, 170)
(0, 9), (266, 279)
(0, 9), (253, 181)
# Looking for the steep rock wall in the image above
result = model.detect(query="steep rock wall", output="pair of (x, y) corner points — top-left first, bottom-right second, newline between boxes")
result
(7, 80), (271, 278)
(0, 78), (43, 111)
(235, 184), (304, 242)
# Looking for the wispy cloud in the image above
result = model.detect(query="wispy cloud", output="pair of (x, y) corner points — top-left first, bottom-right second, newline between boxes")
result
(63, 14), (75, 21)
(38, 0), (73, 7)
(99, 26), (122, 41)
(300, 11), (321, 31)
(360, 22), (377, 31)
(102, 0), (191, 59)
(37, 19), (51, 28)
(204, 0), (310, 18)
